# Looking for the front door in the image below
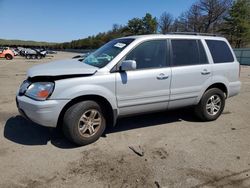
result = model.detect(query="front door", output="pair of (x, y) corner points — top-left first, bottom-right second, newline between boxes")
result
(115, 39), (171, 116)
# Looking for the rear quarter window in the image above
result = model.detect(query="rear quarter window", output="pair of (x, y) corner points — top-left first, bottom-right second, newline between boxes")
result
(206, 40), (234, 63)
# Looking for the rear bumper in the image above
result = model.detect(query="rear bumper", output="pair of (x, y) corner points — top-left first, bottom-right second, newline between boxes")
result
(16, 95), (69, 128)
(228, 81), (241, 98)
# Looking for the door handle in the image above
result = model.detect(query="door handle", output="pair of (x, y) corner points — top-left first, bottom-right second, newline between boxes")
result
(157, 73), (169, 80)
(201, 69), (211, 75)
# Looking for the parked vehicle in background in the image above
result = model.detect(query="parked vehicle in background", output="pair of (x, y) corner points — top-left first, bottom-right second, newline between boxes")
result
(0, 47), (14, 60)
(25, 48), (47, 59)
(17, 47), (26, 56)
(16, 33), (241, 146)
(10, 48), (19, 56)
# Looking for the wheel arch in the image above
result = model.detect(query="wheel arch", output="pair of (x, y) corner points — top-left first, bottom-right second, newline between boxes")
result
(57, 94), (117, 129)
(205, 83), (228, 98)
(5, 53), (13, 58)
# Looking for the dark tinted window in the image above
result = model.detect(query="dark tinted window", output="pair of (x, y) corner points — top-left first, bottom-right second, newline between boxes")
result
(206, 40), (234, 63)
(125, 40), (167, 69)
(171, 39), (208, 66)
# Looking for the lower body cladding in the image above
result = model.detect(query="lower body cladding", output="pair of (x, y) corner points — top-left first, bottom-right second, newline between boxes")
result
(16, 95), (69, 127)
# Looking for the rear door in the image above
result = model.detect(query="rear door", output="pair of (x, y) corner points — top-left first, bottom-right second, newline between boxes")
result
(169, 39), (212, 109)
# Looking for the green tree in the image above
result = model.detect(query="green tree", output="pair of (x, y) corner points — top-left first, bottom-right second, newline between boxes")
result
(222, 0), (250, 48)
(127, 18), (144, 35)
(127, 13), (157, 35)
(142, 13), (158, 34)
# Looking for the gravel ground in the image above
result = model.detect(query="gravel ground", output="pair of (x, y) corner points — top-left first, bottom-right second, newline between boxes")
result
(0, 52), (250, 188)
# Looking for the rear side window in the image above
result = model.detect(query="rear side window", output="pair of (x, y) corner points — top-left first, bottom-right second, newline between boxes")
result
(206, 40), (234, 63)
(171, 39), (208, 66)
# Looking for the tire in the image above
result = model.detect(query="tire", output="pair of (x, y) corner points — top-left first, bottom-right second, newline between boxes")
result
(63, 101), (106, 146)
(194, 88), (225, 121)
(32, 55), (36, 59)
(26, 55), (31, 59)
(5, 54), (13, 60)
(37, 55), (42, 59)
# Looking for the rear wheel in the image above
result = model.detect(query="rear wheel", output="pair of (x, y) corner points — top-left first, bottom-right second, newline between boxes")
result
(63, 101), (106, 146)
(5, 54), (13, 60)
(26, 55), (31, 59)
(37, 55), (42, 59)
(32, 55), (36, 59)
(195, 88), (225, 121)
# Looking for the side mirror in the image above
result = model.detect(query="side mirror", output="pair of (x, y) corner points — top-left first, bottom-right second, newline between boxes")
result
(119, 60), (137, 71)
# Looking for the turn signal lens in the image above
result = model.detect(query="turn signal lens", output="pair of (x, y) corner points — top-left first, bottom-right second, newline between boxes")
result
(37, 90), (50, 98)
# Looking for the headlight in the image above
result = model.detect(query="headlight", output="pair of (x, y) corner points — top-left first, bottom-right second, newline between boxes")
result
(25, 82), (55, 101)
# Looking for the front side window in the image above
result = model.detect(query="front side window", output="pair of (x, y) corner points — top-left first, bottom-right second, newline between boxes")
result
(206, 40), (234, 63)
(125, 40), (168, 69)
(83, 38), (134, 68)
(171, 39), (208, 66)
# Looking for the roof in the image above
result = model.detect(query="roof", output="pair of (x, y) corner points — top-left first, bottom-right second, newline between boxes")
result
(120, 33), (226, 41)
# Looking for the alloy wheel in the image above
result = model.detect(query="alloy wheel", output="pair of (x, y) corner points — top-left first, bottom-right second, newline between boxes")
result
(206, 94), (221, 116)
(78, 109), (102, 138)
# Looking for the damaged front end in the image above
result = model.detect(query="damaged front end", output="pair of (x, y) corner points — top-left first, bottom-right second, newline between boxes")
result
(18, 58), (99, 101)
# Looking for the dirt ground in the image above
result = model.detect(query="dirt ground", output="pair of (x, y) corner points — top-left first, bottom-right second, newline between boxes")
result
(0, 52), (250, 188)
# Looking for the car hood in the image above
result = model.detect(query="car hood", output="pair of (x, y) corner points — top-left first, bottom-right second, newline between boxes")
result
(27, 59), (98, 78)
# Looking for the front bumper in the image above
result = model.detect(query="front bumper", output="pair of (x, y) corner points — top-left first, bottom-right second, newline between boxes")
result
(16, 95), (69, 128)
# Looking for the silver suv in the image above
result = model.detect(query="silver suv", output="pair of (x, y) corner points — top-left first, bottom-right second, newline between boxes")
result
(16, 34), (241, 145)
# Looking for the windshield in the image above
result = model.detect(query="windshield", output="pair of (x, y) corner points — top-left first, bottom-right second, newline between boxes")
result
(83, 38), (134, 68)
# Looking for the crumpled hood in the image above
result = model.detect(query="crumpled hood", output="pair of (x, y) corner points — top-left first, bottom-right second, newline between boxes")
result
(27, 59), (98, 78)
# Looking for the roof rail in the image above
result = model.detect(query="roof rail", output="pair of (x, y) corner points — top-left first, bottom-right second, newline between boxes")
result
(167, 32), (220, 37)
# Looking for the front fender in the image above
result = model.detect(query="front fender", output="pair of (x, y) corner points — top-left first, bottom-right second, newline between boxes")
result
(4, 50), (14, 57)
(50, 75), (117, 110)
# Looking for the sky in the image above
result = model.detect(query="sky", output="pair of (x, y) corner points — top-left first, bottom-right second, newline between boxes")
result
(0, 0), (196, 42)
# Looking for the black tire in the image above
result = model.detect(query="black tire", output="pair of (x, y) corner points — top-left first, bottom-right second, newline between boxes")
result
(5, 54), (13, 60)
(37, 55), (42, 59)
(26, 55), (31, 59)
(63, 101), (106, 146)
(32, 55), (36, 59)
(194, 88), (225, 121)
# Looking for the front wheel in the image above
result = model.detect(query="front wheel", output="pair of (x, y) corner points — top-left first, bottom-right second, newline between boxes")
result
(63, 101), (106, 146)
(195, 88), (225, 121)
(5, 54), (13, 60)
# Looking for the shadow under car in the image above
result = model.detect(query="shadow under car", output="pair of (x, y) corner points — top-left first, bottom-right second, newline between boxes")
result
(4, 108), (199, 148)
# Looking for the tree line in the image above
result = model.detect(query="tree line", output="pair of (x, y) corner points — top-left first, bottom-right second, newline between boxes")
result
(0, 39), (55, 48)
(2, 0), (248, 49)
(54, 0), (249, 49)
